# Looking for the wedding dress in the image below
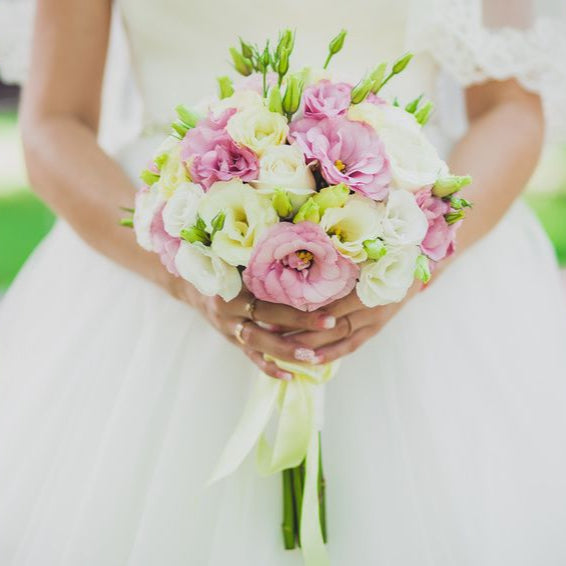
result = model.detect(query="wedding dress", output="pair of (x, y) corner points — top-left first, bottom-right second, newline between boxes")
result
(2, 0), (566, 564)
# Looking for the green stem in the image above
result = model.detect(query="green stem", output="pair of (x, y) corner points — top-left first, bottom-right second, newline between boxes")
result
(318, 432), (328, 543)
(262, 70), (268, 99)
(282, 469), (296, 549)
(292, 463), (305, 547)
(375, 70), (395, 94)
(323, 52), (332, 70)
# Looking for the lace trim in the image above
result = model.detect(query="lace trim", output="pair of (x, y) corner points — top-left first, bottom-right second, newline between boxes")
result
(0, 2), (35, 85)
(413, 4), (566, 143)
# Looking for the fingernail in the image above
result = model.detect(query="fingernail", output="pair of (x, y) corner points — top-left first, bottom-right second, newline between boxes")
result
(277, 371), (293, 382)
(319, 315), (336, 329)
(294, 347), (317, 362)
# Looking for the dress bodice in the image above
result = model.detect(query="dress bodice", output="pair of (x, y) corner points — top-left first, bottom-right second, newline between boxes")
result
(117, 0), (439, 130)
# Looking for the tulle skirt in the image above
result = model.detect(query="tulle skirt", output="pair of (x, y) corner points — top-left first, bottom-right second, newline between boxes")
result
(2, 195), (566, 565)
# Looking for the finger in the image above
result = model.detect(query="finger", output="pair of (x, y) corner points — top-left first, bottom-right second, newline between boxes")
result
(314, 326), (376, 364)
(290, 311), (367, 350)
(243, 349), (294, 381)
(230, 318), (322, 365)
(324, 290), (365, 318)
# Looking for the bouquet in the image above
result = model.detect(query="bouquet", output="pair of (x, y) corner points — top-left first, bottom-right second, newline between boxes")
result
(125, 29), (472, 566)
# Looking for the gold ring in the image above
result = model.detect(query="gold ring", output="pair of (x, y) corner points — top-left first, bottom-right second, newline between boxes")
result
(234, 321), (247, 345)
(344, 314), (353, 338)
(245, 296), (258, 322)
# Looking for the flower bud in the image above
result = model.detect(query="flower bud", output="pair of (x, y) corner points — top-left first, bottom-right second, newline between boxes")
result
(415, 101), (433, 125)
(272, 188), (293, 218)
(120, 217), (134, 228)
(444, 210), (466, 225)
(171, 121), (189, 138)
(282, 75), (304, 116)
(256, 43), (271, 73)
(449, 197), (472, 210)
(217, 76), (235, 100)
(140, 168), (160, 186)
(313, 184), (350, 214)
(350, 75), (374, 104)
(175, 104), (200, 128)
(392, 53), (413, 75)
(363, 239), (387, 260)
(404, 94), (423, 114)
(229, 47), (253, 76)
(268, 87), (283, 114)
(180, 226), (210, 245)
(329, 29), (347, 56)
(277, 46), (290, 77)
(293, 197), (320, 224)
(414, 254), (431, 284)
(239, 37), (254, 60)
(277, 29), (294, 57)
(370, 62), (387, 94)
(432, 175), (472, 198)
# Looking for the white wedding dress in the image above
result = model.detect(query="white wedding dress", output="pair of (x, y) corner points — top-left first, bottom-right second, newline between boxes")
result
(2, 0), (566, 564)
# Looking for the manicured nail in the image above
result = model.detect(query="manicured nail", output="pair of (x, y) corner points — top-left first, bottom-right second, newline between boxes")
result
(319, 315), (336, 329)
(277, 371), (293, 382)
(294, 347), (317, 362)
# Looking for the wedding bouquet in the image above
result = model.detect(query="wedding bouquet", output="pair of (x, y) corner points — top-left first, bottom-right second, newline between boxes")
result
(125, 29), (471, 565)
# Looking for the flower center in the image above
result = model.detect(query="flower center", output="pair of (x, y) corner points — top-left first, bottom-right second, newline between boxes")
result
(296, 250), (313, 264)
(329, 226), (344, 241)
(282, 249), (314, 271)
(334, 159), (347, 172)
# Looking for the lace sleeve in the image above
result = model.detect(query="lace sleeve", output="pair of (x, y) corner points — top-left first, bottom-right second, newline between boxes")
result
(407, 0), (566, 143)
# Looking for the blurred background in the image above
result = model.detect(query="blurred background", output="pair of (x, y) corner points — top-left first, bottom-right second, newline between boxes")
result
(1, 76), (566, 294)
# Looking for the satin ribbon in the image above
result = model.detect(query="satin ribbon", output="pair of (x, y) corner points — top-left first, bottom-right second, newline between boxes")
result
(209, 357), (339, 566)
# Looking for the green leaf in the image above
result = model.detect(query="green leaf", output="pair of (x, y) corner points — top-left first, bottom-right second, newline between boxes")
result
(415, 101), (434, 125)
(217, 76), (235, 99)
(140, 169), (160, 186)
(171, 121), (189, 138)
(175, 104), (200, 128)
(445, 210), (466, 225)
(405, 94), (423, 114)
(119, 218), (134, 228)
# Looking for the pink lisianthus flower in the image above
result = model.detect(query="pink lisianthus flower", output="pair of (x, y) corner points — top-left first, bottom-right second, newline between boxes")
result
(150, 205), (181, 276)
(181, 111), (259, 190)
(415, 187), (459, 262)
(302, 80), (352, 119)
(366, 92), (386, 105)
(289, 116), (391, 201)
(243, 221), (359, 312)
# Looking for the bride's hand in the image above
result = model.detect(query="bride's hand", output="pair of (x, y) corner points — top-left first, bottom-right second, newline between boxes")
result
(171, 280), (336, 380)
(289, 285), (421, 364)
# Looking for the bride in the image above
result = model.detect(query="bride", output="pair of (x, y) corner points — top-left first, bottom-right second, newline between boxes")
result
(2, 0), (566, 564)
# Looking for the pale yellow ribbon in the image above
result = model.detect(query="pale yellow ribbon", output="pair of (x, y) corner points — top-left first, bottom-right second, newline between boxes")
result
(209, 358), (339, 566)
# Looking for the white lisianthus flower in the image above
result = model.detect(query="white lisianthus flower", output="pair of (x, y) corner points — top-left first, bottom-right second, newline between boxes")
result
(175, 241), (241, 301)
(198, 179), (278, 266)
(380, 189), (428, 247)
(162, 182), (204, 238)
(356, 245), (420, 307)
(133, 187), (163, 251)
(320, 195), (383, 263)
(348, 102), (447, 192)
(156, 143), (191, 199)
(227, 106), (289, 156)
(210, 90), (265, 116)
(254, 144), (316, 192)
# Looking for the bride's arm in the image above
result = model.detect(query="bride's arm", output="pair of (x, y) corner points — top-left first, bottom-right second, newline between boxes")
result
(292, 78), (545, 361)
(21, 0), (332, 378)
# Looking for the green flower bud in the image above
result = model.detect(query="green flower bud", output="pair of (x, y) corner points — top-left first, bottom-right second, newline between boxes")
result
(217, 76), (235, 99)
(432, 175), (472, 198)
(405, 94), (423, 114)
(175, 104), (200, 128)
(229, 47), (253, 76)
(140, 168), (160, 186)
(414, 254), (431, 284)
(282, 75), (304, 116)
(363, 239), (387, 260)
(293, 197), (320, 224)
(370, 62), (387, 94)
(272, 188), (294, 218)
(277, 46), (290, 77)
(211, 211), (226, 238)
(239, 37), (254, 60)
(171, 121), (189, 138)
(256, 43), (271, 73)
(449, 197), (473, 210)
(312, 184), (350, 214)
(350, 75), (374, 104)
(445, 210), (466, 225)
(392, 53), (413, 74)
(268, 86), (283, 114)
(154, 152), (168, 170)
(180, 226), (210, 245)
(415, 101), (433, 125)
(329, 29), (347, 56)
(392, 97), (400, 108)
(119, 217), (134, 228)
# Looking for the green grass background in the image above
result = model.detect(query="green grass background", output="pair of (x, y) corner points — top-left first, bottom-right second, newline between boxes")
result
(1, 111), (565, 292)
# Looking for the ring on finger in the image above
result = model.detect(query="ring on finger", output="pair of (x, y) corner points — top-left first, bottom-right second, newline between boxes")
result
(234, 321), (248, 345)
(245, 296), (258, 322)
